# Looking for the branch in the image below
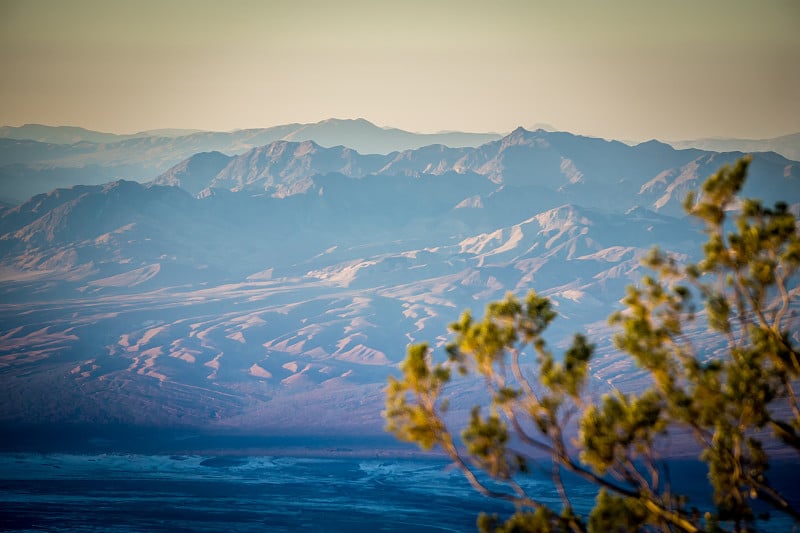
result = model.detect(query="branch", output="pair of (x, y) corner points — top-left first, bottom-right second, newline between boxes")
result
(753, 481), (800, 523)
(770, 252), (792, 334)
(439, 433), (542, 509)
(510, 346), (541, 408)
(503, 404), (553, 454)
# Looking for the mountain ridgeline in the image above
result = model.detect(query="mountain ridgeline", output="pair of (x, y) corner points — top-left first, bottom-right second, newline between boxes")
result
(0, 126), (798, 439)
(0, 119), (502, 203)
(152, 128), (798, 215)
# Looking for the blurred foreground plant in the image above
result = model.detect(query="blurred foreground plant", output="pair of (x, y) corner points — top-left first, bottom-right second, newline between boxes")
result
(385, 157), (799, 532)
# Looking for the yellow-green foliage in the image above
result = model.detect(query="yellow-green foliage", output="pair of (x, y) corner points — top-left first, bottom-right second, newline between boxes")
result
(385, 158), (799, 532)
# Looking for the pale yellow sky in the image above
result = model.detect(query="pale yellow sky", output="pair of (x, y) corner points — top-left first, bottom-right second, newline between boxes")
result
(1, 0), (798, 140)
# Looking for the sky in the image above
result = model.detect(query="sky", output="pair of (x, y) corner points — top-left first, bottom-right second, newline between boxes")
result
(0, 0), (798, 141)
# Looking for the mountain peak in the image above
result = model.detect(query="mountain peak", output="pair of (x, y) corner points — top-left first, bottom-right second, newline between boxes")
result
(102, 179), (141, 193)
(635, 139), (673, 150)
(151, 151), (232, 195)
(316, 117), (376, 127)
(252, 138), (323, 157)
(499, 127), (540, 148)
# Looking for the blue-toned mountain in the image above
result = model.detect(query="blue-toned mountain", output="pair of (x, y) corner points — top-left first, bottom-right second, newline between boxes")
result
(0, 119), (502, 203)
(0, 128), (797, 442)
(153, 128), (799, 217)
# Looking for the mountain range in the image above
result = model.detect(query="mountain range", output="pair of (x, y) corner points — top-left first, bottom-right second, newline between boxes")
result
(2, 118), (797, 205)
(0, 124), (798, 444)
(669, 132), (800, 162)
(0, 119), (501, 204)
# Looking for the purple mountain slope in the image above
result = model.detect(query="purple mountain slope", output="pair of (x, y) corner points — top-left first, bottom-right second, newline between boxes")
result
(0, 128), (798, 446)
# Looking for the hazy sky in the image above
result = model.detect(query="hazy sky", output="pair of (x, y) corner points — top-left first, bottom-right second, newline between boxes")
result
(1, 0), (798, 141)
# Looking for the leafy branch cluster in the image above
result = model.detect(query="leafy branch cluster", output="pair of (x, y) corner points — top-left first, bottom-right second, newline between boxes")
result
(385, 157), (799, 532)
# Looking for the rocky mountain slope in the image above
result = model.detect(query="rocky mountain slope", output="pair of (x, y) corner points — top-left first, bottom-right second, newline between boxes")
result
(153, 128), (799, 217)
(0, 127), (798, 439)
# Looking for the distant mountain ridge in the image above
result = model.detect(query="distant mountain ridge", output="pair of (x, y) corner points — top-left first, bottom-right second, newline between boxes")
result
(0, 119), (502, 152)
(3, 120), (797, 160)
(0, 124), (204, 144)
(2, 119), (797, 205)
(0, 119), (502, 161)
(0, 124), (798, 439)
(667, 132), (800, 162)
(0, 119), (503, 203)
(152, 128), (800, 217)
